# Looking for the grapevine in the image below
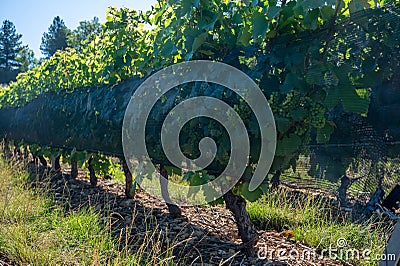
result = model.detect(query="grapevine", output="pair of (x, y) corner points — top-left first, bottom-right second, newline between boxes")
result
(0, 0), (398, 234)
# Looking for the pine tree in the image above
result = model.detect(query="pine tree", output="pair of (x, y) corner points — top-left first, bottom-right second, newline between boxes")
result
(15, 47), (38, 72)
(67, 17), (102, 52)
(0, 20), (24, 71)
(40, 16), (71, 58)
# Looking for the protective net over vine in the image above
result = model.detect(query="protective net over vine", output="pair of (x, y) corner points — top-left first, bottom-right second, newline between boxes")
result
(0, 3), (399, 206)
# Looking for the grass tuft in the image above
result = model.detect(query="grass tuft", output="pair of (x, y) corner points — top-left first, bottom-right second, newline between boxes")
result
(0, 157), (178, 265)
(247, 188), (393, 265)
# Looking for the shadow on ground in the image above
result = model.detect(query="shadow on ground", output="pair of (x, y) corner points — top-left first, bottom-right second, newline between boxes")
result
(25, 161), (259, 266)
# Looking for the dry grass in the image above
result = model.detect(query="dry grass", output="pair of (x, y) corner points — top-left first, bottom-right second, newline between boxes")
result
(247, 188), (394, 265)
(0, 157), (180, 265)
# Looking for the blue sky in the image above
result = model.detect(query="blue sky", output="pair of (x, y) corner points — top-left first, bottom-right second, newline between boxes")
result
(0, 0), (156, 58)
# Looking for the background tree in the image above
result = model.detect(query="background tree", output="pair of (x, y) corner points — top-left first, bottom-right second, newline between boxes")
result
(67, 17), (102, 52)
(15, 47), (38, 72)
(40, 16), (71, 58)
(0, 20), (24, 83)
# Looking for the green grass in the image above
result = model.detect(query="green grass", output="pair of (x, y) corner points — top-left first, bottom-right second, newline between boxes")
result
(247, 188), (393, 265)
(113, 163), (393, 265)
(0, 157), (178, 265)
(1, 154), (393, 265)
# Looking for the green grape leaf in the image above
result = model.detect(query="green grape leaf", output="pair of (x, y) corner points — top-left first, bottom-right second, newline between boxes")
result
(179, 0), (194, 17)
(184, 27), (202, 51)
(276, 134), (302, 156)
(71, 147), (77, 157)
(200, 12), (221, 31)
(276, 116), (291, 132)
(316, 121), (335, 143)
(349, 0), (370, 14)
(259, 182), (269, 194)
(182, 171), (195, 182)
(324, 87), (340, 110)
(187, 172), (204, 198)
(192, 32), (208, 52)
(281, 73), (302, 94)
(303, 9), (320, 30)
(106, 14), (114, 22)
(290, 108), (308, 122)
(306, 66), (326, 86)
(239, 182), (263, 202)
(161, 40), (176, 57)
(284, 50), (304, 67)
(320, 6), (336, 20)
(239, 24), (252, 46)
(165, 166), (183, 176)
(340, 85), (370, 115)
(362, 57), (377, 73)
(252, 13), (269, 39)
(260, 75), (280, 93)
(267, 6), (281, 19)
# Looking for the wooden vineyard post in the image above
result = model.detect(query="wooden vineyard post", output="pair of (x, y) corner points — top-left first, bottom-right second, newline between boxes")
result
(54, 155), (61, 171)
(3, 138), (11, 158)
(271, 170), (281, 190)
(121, 159), (134, 199)
(338, 174), (351, 208)
(87, 156), (97, 187)
(71, 160), (78, 179)
(379, 220), (400, 266)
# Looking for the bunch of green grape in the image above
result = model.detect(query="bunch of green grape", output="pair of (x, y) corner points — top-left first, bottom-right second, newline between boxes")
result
(269, 91), (327, 135)
(309, 103), (326, 129)
(294, 124), (308, 136)
(281, 91), (301, 111)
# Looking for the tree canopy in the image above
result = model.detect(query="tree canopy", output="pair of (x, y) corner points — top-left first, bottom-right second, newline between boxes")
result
(0, 20), (25, 83)
(40, 16), (71, 58)
(67, 17), (102, 51)
(15, 47), (38, 72)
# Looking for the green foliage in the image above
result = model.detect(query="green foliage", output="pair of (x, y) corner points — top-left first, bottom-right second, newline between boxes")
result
(40, 16), (71, 58)
(15, 47), (38, 72)
(247, 189), (392, 265)
(237, 181), (264, 202)
(67, 17), (102, 52)
(0, 20), (24, 71)
(85, 153), (113, 178)
(0, 158), (179, 265)
(1, 0), (398, 202)
(0, 20), (24, 83)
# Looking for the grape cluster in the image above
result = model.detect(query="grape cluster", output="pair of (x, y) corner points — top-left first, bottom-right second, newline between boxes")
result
(309, 103), (326, 128)
(282, 91), (301, 110)
(294, 124), (308, 136)
(269, 90), (327, 136)
(269, 91), (301, 116)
